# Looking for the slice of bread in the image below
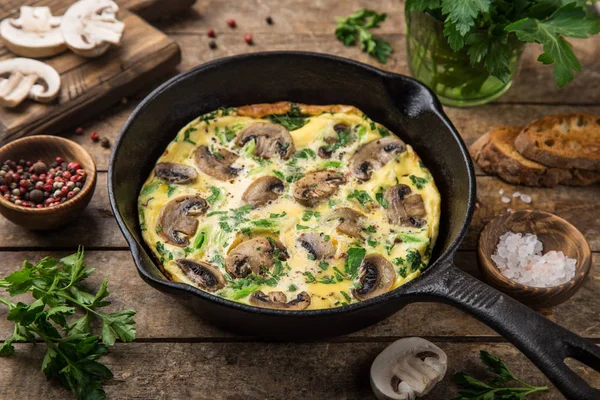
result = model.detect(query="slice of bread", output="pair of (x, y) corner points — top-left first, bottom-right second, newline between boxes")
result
(514, 113), (600, 171)
(470, 126), (600, 187)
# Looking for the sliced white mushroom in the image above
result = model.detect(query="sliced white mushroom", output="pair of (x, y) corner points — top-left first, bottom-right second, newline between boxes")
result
(371, 337), (447, 400)
(61, 0), (125, 58)
(0, 6), (66, 58)
(0, 58), (61, 108)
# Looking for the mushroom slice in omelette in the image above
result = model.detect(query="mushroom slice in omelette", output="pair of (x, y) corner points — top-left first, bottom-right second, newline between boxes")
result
(138, 102), (441, 310)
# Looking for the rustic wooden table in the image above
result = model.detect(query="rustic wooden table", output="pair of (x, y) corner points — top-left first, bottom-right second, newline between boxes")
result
(1, 1), (599, 399)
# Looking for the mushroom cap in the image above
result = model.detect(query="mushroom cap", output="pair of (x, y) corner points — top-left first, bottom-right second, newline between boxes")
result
(350, 137), (406, 181)
(327, 207), (365, 237)
(235, 122), (295, 160)
(293, 170), (346, 207)
(225, 237), (288, 278)
(297, 232), (336, 260)
(61, 0), (125, 58)
(176, 259), (225, 292)
(157, 195), (208, 247)
(384, 185), (427, 227)
(249, 290), (311, 310)
(370, 337), (448, 400)
(0, 58), (61, 107)
(194, 145), (240, 181)
(154, 162), (197, 184)
(242, 176), (285, 207)
(0, 6), (66, 58)
(352, 254), (396, 301)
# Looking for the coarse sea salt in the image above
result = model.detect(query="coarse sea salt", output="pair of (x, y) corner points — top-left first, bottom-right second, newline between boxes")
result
(491, 232), (577, 287)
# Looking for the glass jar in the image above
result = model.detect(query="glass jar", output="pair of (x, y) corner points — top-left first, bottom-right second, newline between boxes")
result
(406, 10), (523, 107)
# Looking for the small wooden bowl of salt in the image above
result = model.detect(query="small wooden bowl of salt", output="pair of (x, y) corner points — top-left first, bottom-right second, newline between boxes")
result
(478, 210), (591, 308)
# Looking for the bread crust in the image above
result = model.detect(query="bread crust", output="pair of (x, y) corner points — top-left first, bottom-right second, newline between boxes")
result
(514, 113), (600, 171)
(236, 102), (362, 118)
(470, 126), (600, 187)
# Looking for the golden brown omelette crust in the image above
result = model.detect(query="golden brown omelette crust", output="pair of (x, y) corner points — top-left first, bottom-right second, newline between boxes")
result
(236, 102), (362, 118)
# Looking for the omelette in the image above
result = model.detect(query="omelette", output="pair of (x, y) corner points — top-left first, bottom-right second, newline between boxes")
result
(138, 102), (441, 310)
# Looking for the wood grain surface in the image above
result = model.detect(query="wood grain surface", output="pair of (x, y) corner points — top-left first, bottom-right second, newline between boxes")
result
(0, 1), (599, 399)
(0, 3), (182, 144)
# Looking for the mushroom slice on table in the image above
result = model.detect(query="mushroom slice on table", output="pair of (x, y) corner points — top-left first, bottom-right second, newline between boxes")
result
(370, 337), (447, 400)
(0, 6), (66, 58)
(242, 176), (284, 207)
(194, 145), (240, 181)
(327, 207), (365, 237)
(0, 58), (61, 108)
(176, 259), (225, 292)
(235, 122), (295, 160)
(225, 237), (288, 278)
(293, 170), (346, 207)
(350, 137), (406, 181)
(249, 290), (311, 310)
(157, 195), (208, 247)
(352, 254), (396, 301)
(297, 232), (336, 260)
(61, 0), (125, 58)
(384, 184), (427, 227)
(154, 162), (197, 184)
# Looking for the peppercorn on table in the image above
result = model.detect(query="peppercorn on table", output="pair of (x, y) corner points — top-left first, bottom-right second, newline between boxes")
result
(1, 1), (599, 399)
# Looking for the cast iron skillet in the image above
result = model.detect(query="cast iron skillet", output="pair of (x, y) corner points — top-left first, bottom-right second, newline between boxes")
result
(109, 52), (600, 399)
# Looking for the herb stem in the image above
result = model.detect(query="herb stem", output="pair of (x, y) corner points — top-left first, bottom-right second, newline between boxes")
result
(0, 296), (15, 309)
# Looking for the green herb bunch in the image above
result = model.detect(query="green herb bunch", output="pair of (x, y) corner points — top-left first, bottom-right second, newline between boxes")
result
(453, 350), (548, 399)
(0, 248), (136, 400)
(335, 9), (393, 63)
(406, 0), (600, 87)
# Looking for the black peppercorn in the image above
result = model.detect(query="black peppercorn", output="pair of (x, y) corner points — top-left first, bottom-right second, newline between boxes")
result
(209, 41), (217, 49)
(266, 16), (273, 25)
(100, 138), (111, 148)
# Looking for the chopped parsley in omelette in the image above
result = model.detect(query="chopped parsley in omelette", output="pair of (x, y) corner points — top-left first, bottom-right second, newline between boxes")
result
(138, 102), (441, 310)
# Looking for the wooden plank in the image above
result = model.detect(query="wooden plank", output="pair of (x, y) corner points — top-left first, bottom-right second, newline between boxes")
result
(161, 3), (600, 105)
(1, 341), (596, 399)
(1, 172), (597, 251)
(119, 0), (196, 22)
(1, 251), (598, 340)
(0, 8), (181, 144)
(0, 173), (127, 249)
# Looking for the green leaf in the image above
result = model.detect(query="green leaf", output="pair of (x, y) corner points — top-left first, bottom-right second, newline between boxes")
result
(480, 350), (515, 383)
(335, 9), (393, 63)
(268, 104), (308, 131)
(441, 0), (491, 36)
(345, 248), (366, 277)
(453, 372), (492, 390)
(347, 189), (373, 206)
(47, 306), (76, 328)
(103, 310), (136, 344)
(0, 339), (16, 356)
(506, 3), (600, 87)
(101, 323), (116, 346)
(91, 279), (111, 308)
(406, 0), (441, 13)
(68, 314), (91, 336)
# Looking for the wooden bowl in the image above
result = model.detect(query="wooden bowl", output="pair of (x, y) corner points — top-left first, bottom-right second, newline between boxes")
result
(0, 135), (97, 230)
(478, 210), (591, 308)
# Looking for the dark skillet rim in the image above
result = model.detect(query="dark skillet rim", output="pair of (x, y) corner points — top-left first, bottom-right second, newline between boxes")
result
(109, 51), (476, 318)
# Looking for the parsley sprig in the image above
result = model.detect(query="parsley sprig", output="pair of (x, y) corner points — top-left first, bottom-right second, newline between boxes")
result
(0, 248), (136, 400)
(407, 0), (600, 87)
(453, 350), (548, 400)
(335, 9), (393, 63)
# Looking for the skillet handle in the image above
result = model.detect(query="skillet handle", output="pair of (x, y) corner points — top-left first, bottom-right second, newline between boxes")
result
(405, 264), (600, 399)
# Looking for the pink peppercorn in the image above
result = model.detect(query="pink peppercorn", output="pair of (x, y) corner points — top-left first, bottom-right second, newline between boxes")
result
(207, 28), (215, 37)
(75, 127), (84, 135)
(226, 19), (236, 28)
(244, 33), (253, 45)
(56, 157), (64, 164)
(67, 192), (76, 199)
(62, 171), (72, 179)
(19, 180), (28, 188)
(91, 132), (99, 142)
(67, 162), (81, 170)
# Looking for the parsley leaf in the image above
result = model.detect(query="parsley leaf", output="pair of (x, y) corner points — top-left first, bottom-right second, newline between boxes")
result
(335, 9), (393, 63)
(0, 248), (136, 400)
(453, 351), (548, 400)
(345, 247), (366, 277)
(348, 189), (373, 206)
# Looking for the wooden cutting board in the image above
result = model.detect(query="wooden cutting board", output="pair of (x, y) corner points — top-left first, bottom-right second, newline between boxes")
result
(0, 0), (193, 144)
